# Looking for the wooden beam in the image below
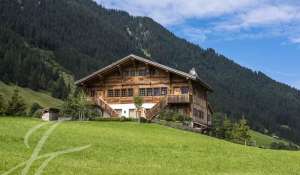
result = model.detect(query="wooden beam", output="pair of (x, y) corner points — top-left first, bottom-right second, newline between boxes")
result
(97, 74), (103, 79)
(117, 65), (124, 85)
(117, 65), (122, 75)
(131, 58), (136, 68)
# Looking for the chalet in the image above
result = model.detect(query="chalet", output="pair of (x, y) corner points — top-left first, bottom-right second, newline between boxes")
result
(75, 54), (213, 128)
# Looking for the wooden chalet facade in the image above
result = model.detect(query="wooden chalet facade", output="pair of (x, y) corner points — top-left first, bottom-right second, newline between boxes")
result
(75, 54), (213, 128)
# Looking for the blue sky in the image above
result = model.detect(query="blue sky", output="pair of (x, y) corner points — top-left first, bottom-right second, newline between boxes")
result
(96, 0), (300, 89)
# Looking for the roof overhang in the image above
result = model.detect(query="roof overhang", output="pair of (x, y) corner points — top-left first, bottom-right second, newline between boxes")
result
(75, 54), (213, 92)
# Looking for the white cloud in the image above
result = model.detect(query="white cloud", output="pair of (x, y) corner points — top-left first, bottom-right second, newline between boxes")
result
(216, 5), (300, 31)
(97, 0), (261, 25)
(96, 0), (300, 44)
(289, 37), (300, 44)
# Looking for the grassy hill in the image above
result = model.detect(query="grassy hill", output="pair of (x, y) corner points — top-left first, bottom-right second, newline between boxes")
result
(250, 130), (289, 148)
(0, 82), (63, 110)
(0, 117), (300, 175)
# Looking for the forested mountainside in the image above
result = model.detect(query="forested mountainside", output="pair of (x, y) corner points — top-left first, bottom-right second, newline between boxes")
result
(1, 0), (300, 143)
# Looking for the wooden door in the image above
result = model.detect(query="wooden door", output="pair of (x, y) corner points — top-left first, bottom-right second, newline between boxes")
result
(129, 109), (137, 118)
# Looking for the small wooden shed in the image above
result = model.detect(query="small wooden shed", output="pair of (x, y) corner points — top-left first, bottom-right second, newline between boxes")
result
(42, 108), (60, 121)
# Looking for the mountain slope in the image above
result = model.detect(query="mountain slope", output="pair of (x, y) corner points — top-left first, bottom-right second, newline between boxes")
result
(0, 81), (63, 110)
(1, 0), (300, 143)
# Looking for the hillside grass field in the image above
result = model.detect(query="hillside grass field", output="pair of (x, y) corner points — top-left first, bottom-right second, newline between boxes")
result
(1, 117), (300, 175)
(0, 82), (63, 110)
(249, 130), (289, 148)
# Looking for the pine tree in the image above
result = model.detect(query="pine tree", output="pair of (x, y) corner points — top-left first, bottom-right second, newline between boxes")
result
(29, 102), (43, 116)
(223, 116), (233, 139)
(238, 117), (251, 143)
(211, 113), (225, 138)
(6, 89), (27, 116)
(0, 94), (6, 115)
(61, 89), (91, 120)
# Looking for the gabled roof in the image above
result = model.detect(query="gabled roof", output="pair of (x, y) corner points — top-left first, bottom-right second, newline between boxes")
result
(75, 54), (212, 91)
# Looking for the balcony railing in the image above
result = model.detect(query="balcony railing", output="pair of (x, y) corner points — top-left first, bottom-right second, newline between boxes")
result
(166, 94), (191, 104)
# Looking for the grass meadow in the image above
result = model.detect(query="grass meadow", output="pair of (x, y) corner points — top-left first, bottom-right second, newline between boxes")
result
(0, 82), (63, 110)
(1, 117), (300, 175)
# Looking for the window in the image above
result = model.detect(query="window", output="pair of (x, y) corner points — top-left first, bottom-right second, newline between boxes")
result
(108, 89), (113, 97)
(121, 89), (127, 97)
(146, 88), (153, 96)
(138, 69), (146, 76)
(161, 87), (168, 96)
(129, 70), (136, 76)
(150, 69), (159, 76)
(153, 88), (160, 96)
(181, 87), (189, 94)
(123, 70), (129, 76)
(199, 110), (204, 119)
(193, 108), (204, 120)
(139, 88), (146, 96)
(128, 88), (133, 96)
(114, 89), (120, 97)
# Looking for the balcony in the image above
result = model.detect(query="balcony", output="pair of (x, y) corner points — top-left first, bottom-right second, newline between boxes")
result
(166, 94), (191, 104)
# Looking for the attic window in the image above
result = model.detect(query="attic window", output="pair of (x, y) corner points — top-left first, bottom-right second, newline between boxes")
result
(123, 70), (129, 76)
(150, 69), (159, 75)
(129, 70), (136, 76)
(138, 69), (146, 76)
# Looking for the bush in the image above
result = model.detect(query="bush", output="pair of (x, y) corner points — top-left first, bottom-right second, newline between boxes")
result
(140, 117), (150, 123)
(33, 109), (43, 118)
(29, 103), (43, 116)
(159, 110), (189, 122)
(270, 142), (299, 150)
(94, 117), (136, 122)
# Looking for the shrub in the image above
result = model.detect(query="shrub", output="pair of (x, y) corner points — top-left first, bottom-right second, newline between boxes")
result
(0, 94), (6, 115)
(6, 89), (27, 116)
(33, 109), (43, 118)
(159, 110), (189, 122)
(140, 117), (150, 123)
(270, 142), (299, 150)
(173, 113), (185, 122)
(29, 103), (43, 116)
(94, 117), (136, 122)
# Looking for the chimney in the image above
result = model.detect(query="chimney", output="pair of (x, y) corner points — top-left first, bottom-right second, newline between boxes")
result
(189, 67), (199, 77)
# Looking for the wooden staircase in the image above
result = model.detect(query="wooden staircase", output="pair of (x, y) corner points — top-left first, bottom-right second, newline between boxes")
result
(145, 94), (191, 120)
(145, 97), (168, 119)
(93, 97), (119, 117)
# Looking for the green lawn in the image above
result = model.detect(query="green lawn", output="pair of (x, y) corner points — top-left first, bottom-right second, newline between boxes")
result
(1, 117), (300, 175)
(0, 82), (63, 110)
(250, 130), (289, 148)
